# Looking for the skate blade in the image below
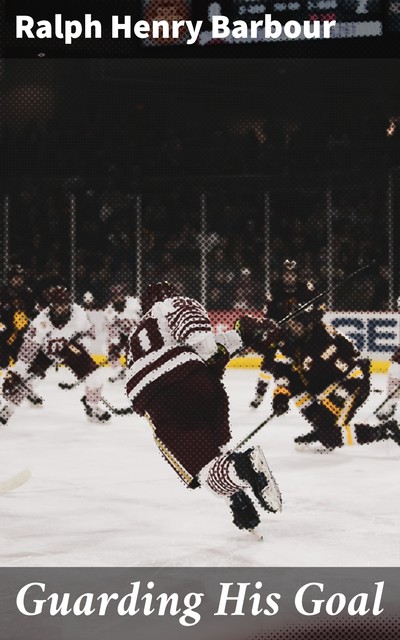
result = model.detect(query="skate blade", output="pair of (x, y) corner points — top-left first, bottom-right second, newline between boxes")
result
(251, 446), (283, 513)
(294, 442), (332, 454)
(248, 528), (263, 542)
(87, 416), (111, 424)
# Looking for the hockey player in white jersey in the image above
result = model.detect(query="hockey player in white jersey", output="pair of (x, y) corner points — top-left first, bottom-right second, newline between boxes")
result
(104, 283), (141, 384)
(0, 286), (110, 425)
(374, 296), (400, 421)
(125, 281), (282, 536)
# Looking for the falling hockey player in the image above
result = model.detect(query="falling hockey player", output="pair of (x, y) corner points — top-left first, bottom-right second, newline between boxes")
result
(125, 281), (283, 536)
(249, 305), (400, 451)
(0, 285), (111, 425)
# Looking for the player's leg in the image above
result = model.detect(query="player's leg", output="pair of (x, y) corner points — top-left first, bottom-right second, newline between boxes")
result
(144, 366), (281, 532)
(143, 366), (232, 487)
(60, 340), (111, 423)
(199, 452), (261, 532)
(0, 370), (33, 424)
(354, 419), (400, 446)
(82, 367), (110, 423)
(250, 371), (273, 408)
(298, 399), (342, 450)
(250, 354), (274, 408)
(298, 366), (377, 450)
(108, 344), (126, 383)
(376, 361), (400, 420)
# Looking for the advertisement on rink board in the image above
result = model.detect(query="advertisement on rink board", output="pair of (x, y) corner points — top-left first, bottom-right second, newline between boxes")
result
(1, 1), (400, 640)
(325, 312), (399, 360)
(211, 311), (399, 362)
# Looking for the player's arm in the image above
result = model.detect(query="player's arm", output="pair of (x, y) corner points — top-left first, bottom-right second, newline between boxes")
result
(325, 323), (361, 360)
(166, 298), (236, 372)
(106, 317), (130, 367)
(125, 297), (142, 326)
(2, 322), (49, 404)
(271, 356), (296, 416)
(234, 314), (283, 353)
(60, 338), (99, 381)
(12, 323), (43, 377)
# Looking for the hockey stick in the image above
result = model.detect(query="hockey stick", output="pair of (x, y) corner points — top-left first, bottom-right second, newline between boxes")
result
(276, 262), (375, 327)
(232, 261), (375, 358)
(3, 370), (44, 406)
(100, 396), (134, 416)
(233, 412), (277, 451)
(370, 379), (400, 419)
(58, 380), (80, 390)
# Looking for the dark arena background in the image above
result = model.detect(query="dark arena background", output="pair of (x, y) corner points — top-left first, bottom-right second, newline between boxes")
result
(2, 58), (400, 312)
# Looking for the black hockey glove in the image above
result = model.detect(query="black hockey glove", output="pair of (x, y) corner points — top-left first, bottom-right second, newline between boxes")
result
(273, 392), (290, 416)
(235, 315), (282, 351)
(207, 344), (230, 376)
(2, 370), (26, 401)
(28, 349), (53, 378)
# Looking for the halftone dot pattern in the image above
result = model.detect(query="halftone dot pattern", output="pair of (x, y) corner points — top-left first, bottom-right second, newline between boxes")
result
(1, 0), (393, 57)
(250, 616), (400, 640)
(142, 0), (192, 46)
(387, 1), (400, 33)
(1, 57), (400, 521)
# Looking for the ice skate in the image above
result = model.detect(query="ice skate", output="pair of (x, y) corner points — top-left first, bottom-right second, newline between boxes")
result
(81, 396), (111, 423)
(108, 369), (126, 384)
(229, 489), (261, 535)
(27, 392), (44, 408)
(381, 419), (400, 446)
(250, 394), (263, 409)
(294, 430), (335, 453)
(0, 404), (14, 426)
(231, 446), (282, 513)
(376, 402), (396, 422)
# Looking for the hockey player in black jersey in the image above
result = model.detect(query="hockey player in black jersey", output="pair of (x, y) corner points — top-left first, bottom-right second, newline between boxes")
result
(0, 266), (42, 407)
(0, 265), (36, 369)
(250, 259), (315, 408)
(265, 309), (400, 451)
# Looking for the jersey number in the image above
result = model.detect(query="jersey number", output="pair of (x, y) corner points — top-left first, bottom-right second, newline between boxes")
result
(128, 317), (164, 362)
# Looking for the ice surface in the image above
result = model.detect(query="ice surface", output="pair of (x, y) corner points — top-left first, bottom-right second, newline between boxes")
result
(0, 369), (399, 567)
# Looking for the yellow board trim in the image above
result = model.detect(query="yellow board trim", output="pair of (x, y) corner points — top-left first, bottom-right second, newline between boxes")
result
(2, 353), (389, 372)
(225, 356), (390, 374)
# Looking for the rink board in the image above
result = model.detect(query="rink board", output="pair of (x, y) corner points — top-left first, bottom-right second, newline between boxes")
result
(227, 355), (390, 373)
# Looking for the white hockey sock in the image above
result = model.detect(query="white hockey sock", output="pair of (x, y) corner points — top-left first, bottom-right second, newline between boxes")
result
(0, 401), (18, 421)
(200, 453), (247, 498)
(388, 376), (400, 399)
(85, 386), (102, 407)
